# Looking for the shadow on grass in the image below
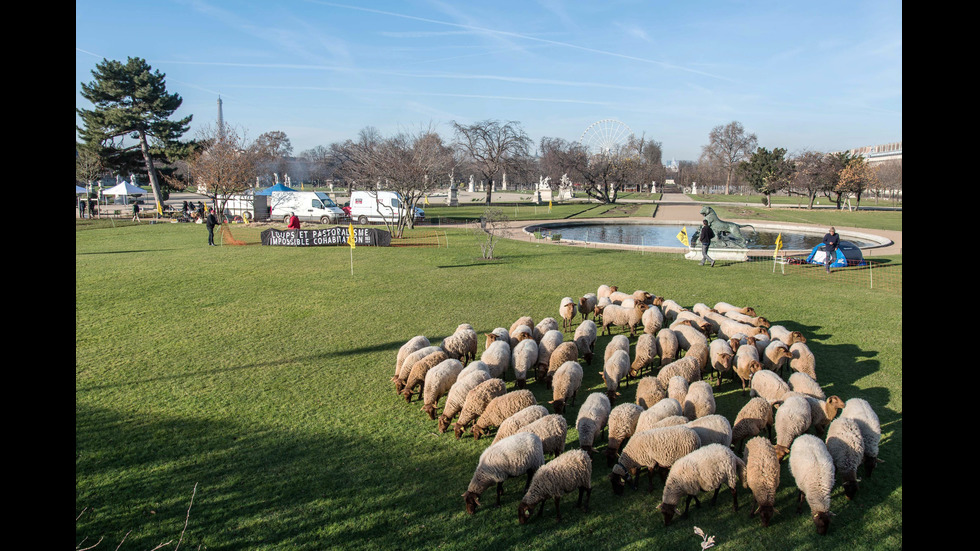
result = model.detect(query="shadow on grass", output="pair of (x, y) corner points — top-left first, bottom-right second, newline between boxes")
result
(77, 249), (182, 255)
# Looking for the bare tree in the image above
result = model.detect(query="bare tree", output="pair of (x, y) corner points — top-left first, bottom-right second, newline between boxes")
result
(166, 123), (259, 217)
(478, 206), (507, 260)
(253, 130), (293, 185)
(300, 145), (333, 186)
(701, 121), (757, 194)
(451, 120), (532, 205)
(874, 159), (902, 204)
(789, 150), (830, 208)
(836, 158), (880, 211)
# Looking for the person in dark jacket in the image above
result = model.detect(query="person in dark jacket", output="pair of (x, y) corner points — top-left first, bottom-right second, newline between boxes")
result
(822, 226), (840, 273)
(698, 219), (715, 267)
(206, 208), (220, 246)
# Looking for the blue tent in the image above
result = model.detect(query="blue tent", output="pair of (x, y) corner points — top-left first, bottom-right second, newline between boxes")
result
(255, 183), (297, 195)
(805, 240), (866, 267)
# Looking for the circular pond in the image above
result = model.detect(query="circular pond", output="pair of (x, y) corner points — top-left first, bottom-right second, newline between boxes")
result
(524, 222), (886, 250)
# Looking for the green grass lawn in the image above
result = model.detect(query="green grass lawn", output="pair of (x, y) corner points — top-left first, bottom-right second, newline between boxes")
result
(710, 206), (902, 232)
(76, 221), (902, 550)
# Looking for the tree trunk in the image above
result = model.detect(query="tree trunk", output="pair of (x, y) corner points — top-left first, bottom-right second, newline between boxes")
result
(138, 130), (164, 214)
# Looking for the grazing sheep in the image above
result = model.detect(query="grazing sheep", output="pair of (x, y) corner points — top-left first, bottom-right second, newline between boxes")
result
(773, 394), (813, 460)
(395, 335), (430, 380)
(480, 339), (511, 379)
(635, 398), (685, 434)
(708, 338), (737, 388)
(651, 415), (690, 429)
(485, 327), (511, 350)
(611, 426), (702, 495)
(441, 327), (478, 366)
(632, 290), (655, 305)
(770, 325), (807, 346)
(656, 328), (679, 365)
(762, 340), (794, 375)
(657, 444), (745, 526)
(492, 404), (549, 445)
(724, 310), (771, 328)
(788, 434), (835, 535)
(608, 290), (632, 304)
(789, 342), (817, 380)
(603, 334), (630, 363)
(454, 378), (507, 438)
(573, 320), (597, 366)
(533, 317), (560, 342)
(601, 302), (649, 336)
(602, 349), (631, 403)
(685, 414), (732, 448)
(509, 325), (534, 349)
(518, 449), (593, 524)
(734, 345), (764, 394)
(788, 372), (825, 400)
(667, 375), (689, 406)
(511, 338), (539, 389)
(660, 299), (687, 324)
(750, 369), (791, 405)
(559, 297), (577, 332)
(731, 397), (775, 452)
(685, 342), (710, 377)
(840, 398), (882, 477)
(750, 332), (772, 358)
(743, 436), (780, 527)
(401, 350), (451, 402)
(825, 416), (864, 500)
(593, 296), (612, 321)
(546, 341), (580, 389)
(509, 316), (535, 338)
(536, 330), (564, 379)
(635, 376), (668, 409)
(671, 321), (710, 351)
(713, 301), (756, 317)
(801, 394), (846, 436)
(597, 284), (617, 300)
(692, 303), (717, 317)
(673, 312), (713, 336)
(549, 361), (584, 415)
(712, 314), (770, 341)
(682, 381), (716, 420)
(604, 403), (645, 467)
(578, 294), (598, 321)
(394, 345), (442, 393)
(438, 370), (491, 429)
(473, 389), (539, 440)
(516, 414), (568, 458)
(463, 432), (545, 515)
(420, 358), (464, 418)
(641, 305), (665, 336)
(576, 392), (612, 455)
(657, 355), (702, 386)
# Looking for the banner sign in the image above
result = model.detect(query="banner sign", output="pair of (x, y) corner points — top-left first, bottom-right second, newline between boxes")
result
(261, 226), (391, 247)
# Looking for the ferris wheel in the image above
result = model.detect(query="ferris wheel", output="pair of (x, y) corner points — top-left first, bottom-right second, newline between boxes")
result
(580, 119), (633, 155)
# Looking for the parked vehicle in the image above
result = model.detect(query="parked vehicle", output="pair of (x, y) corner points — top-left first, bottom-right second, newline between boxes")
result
(269, 191), (346, 224)
(221, 191), (268, 221)
(349, 191), (423, 225)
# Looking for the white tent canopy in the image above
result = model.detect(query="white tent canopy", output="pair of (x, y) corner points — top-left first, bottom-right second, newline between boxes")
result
(102, 181), (145, 196)
(76, 185), (87, 195)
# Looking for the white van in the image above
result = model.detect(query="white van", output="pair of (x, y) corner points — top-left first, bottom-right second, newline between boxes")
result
(270, 191), (346, 224)
(349, 191), (423, 225)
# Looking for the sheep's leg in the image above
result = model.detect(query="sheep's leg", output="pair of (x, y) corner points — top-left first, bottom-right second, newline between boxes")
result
(749, 498), (759, 518)
(496, 482), (504, 507)
(710, 487), (720, 506)
(525, 470), (535, 494)
(538, 501), (545, 518)
(730, 487), (739, 512)
(647, 469), (657, 493)
(582, 486), (591, 511)
(554, 497), (562, 522)
(796, 490), (805, 514)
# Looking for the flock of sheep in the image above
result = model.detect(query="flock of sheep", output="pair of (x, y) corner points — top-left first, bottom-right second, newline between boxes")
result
(389, 285), (882, 534)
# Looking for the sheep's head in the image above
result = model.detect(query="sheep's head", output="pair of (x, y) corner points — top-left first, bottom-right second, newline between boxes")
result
(401, 388), (414, 403)
(609, 466), (627, 495)
(583, 350), (594, 365)
(606, 389), (620, 405)
(658, 502), (677, 525)
(827, 395), (845, 411)
(484, 333), (497, 349)
(791, 331), (806, 344)
(437, 415), (451, 433)
(812, 511), (832, 535)
(756, 316), (771, 328)
(422, 404), (437, 420)
(517, 501), (534, 525)
(774, 444), (790, 461)
(472, 426), (484, 441)
(843, 479), (859, 500)
(453, 423), (465, 440)
(748, 360), (763, 376)
(604, 442), (620, 468)
(551, 399), (566, 415)
(758, 504), (775, 527)
(651, 296), (664, 307)
(394, 380), (405, 394)
(745, 307), (757, 316)
(516, 378), (526, 390)
(728, 338), (740, 352)
(462, 491), (481, 515)
(865, 456), (883, 477)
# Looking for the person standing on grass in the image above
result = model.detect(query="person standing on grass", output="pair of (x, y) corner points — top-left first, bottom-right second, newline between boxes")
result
(132, 202), (140, 222)
(206, 208), (220, 246)
(287, 212), (301, 229)
(698, 219), (715, 267)
(822, 226), (840, 273)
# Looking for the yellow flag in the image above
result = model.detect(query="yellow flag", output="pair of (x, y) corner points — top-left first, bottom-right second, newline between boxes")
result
(773, 232), (783, 258)
(677, 226), (690, 247)
(424, 195), (430, 205)
(347, 222), (356, 249)
(548, 201), (552, 212)
(156, 201), (163, 216)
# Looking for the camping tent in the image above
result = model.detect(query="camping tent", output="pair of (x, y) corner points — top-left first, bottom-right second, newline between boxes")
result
(255, 183), (297, 195)
(103, 181), (146, 196)
(805, 240), (866, 268)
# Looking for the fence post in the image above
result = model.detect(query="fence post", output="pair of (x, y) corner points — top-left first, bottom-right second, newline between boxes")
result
(869, 259), (873, 289)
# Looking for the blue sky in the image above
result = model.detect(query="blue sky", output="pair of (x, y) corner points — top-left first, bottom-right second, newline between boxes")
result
(76, 0), (902, 162)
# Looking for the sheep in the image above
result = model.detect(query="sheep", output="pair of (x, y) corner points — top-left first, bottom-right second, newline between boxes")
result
(731, 397), (774, 452)
(708, 338), (737, 388)
(438, 370), (490, 430)
(660, 299), (687, 323)
(604, 403), (644, 467)
(632, 290), (655, 305)
(480, 339), (511, 379)
(611, 426), (702, 495)
(788, 372), (825, 400)
(750, 369), (791, 405)
(656, 328), (679, 365)
(597, 284), (617, 300)
(549, 361), (583, 415)
(485, 327), (511, 350)
(518, 449), (592, 524)
(770, 325), (807, 346)
(572, 320), (597, 366)
(603, 334), (630, 363)
(734, 344), (764, 394)
(463, 432), (545, 515)
(685, 414), (732, 448)
(762, 340), (794, 375)
(511, 338), (539, 389)
(509, 316), (535, 338)
(578, 294), (598, 321)
(657, 355), (702, 386)
(576, 392), (611, 455)
(635, 398), (685, 434)
(559, 297), (576, 332)
(840, 397), (882, 477)
(666, 375), (688, 406)
(788, 434), (835, 535)
(750, 332), (772, 358)
(601, 302), (649, 336)
(711, 314), (769, 341)
(394, 345), (442, 393)
(492, 404), (549, 445)
(789, 342), (817, 380)
(602, 349), (631, 403)
(773, 394), (813, 460)
(594, 296), (612, 321)
(400, 350), (451, 403)
(420, 358), (464, 419)
(651, 415), (690, 429)
(673, 312), (713, 337)
(509, 325), (534, 349)
(635, 376), (667, 409)
(692, 303), (717, 317)
(608, 290), (633, 304)
(713, 301), (756, 317)
(801, 394), (846, 436)
(825, 416), (864, 500)
(395, 335), (430, 380)
(682, 381), (716, 420)
(657, 444), (745, 526)
(472, 389), (539, 440)
(671, 321), (710, 352)
(454, 378), (507, 438)
(516, 414), (568, 458)
(535, 329), (564, 380)
(533, 317), (559, 342)
(545, 341), (580, 389)
(724, 310), (771, 328)
(685, 342), (711, 376)
(641, 305), (664, 336)
(441, 327), (478, 366)
(742, 436), (780, 527)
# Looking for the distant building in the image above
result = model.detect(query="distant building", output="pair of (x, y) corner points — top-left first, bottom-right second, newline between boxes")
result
(841, 141), (902, 166)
